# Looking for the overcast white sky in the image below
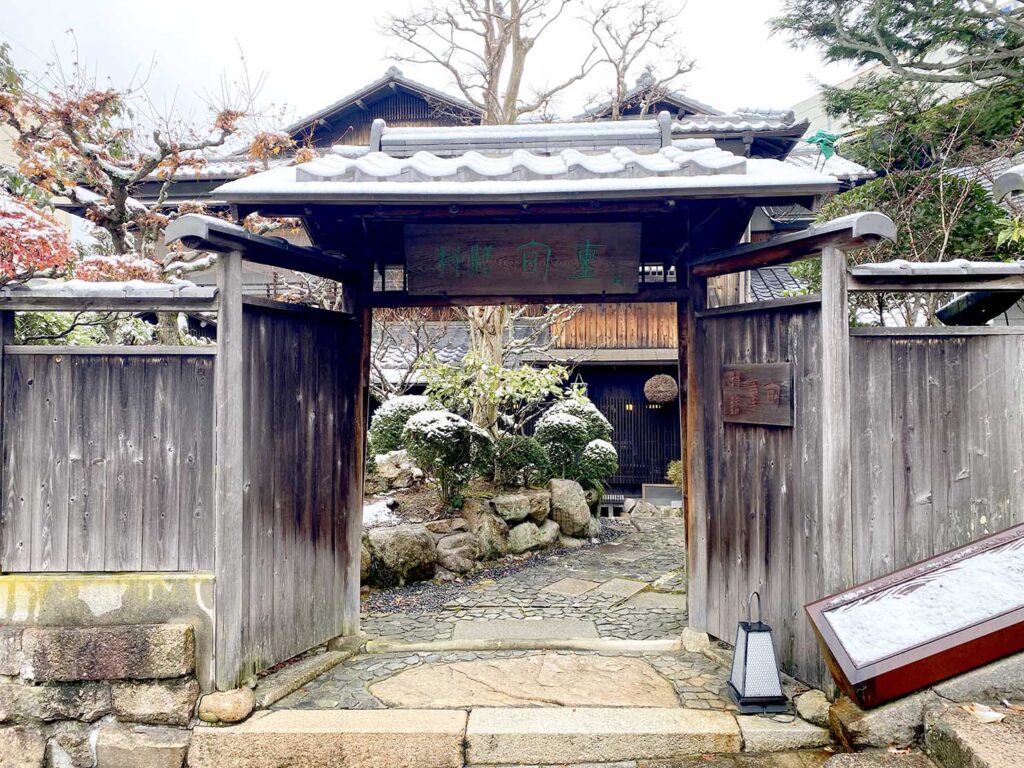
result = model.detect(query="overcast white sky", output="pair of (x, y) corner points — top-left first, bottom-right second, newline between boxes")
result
(0, 0), (860, 127)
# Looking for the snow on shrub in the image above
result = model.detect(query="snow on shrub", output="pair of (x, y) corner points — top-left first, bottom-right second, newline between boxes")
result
(546, 398), (612, 442)
(0, 193), (75, 284)
(402, 409), (492, 507)
(534, 410), (589, 478)
(368, 394), (431, 454)
(494, 434), (549, 488)
(578, 439), (619, 481)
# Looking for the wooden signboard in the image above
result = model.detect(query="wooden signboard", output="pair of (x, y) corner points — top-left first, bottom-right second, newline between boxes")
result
(720, 362), (793, 427)
(807, 523), (1024, 709)
(404, 222), (641, 297)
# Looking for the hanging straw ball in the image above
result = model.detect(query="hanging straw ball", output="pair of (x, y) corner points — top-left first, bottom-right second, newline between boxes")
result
(644, 374), (679, 404)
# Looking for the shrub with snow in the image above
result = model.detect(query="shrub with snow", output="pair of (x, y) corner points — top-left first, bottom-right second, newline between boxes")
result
(402, 409), (493, 507)
(494, 434), (549, 488)
(534, 410), (590, 478)
(369, 394), (432, 454)
(546, 398), (612, 442)
(578, 439), (619, 481)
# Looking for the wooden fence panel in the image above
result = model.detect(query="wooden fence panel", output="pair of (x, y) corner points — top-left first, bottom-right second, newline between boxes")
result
(240, 304), (365, 678)
(1, 353), (215, 572)
(694, 300), (824, 685)
(850, 332), (1024, 575)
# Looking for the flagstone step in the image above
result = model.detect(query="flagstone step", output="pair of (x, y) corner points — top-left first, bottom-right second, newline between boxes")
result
(925, 706), (1024, 768)
(464, 706), (742, 765)
(187, 709), (466, 768)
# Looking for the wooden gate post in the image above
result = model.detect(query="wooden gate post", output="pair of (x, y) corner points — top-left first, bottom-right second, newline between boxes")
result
(0, 310), (11, 571)
(214, 250), (246, 689)
(820, 246), (854, 597)
(683, 273), (709, 631)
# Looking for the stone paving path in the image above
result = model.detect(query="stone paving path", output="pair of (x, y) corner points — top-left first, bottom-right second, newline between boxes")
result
(274, 518), (735, 712)
(362, 517), (690, 643)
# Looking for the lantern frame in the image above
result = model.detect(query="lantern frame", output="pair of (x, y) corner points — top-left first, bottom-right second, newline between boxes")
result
(727, 591), (789, 714)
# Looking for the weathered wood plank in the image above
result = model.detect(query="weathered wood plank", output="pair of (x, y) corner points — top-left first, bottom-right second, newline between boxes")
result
(214, 250), (247, 690)
(684, 277), (708, 631)
(67, 357), (109, 571)
(0, 311), (14, 570)
(30, 354), (71, 571)
(819, 247), (853, 597)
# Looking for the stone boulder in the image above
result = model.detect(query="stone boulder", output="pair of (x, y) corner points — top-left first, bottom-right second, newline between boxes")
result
(424, 518), (468, 537)
(796, 689), (831, 728)
(548, 480), (590, 537)
(585, 514), (602, 540)
(436, 532), (480, 574)
(490, 494), (531, 524)
(373, 450), (423, 491)
(368, 524), (438, 587)
(460, 500), (509, 561)
(522, 490), (552, 524)
(360, 533), (372, 583)
(508, 522), (544, 554)
(537, 519), (560, 549)
(624, 498), (662, 517)
(198, 687), (255, 724)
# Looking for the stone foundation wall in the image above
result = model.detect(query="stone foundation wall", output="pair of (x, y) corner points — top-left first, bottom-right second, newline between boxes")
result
(0, 573), (215, 690)
(0, 623), (198, 768)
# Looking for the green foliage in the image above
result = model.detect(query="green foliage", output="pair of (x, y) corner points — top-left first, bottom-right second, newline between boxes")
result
(998, 216), (1024, 250)
(494, 434), (549, 488)
(578, 439), (619, 481)
(666, 459), (684, 489)
(534, 411), (590, 478)
(423, 353), (569, 435)
(368, 394), (432, 455)
(402, 409), (493, 508)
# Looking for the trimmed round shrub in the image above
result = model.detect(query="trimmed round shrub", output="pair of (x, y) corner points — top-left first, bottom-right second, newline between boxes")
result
(535, 410), (589, 478)
(578, 439), (619, 481)
(402, 409), (492, 507)
(368, 395), (431, 454)
(644, 374), (678, 404)
(547, 398), (612, 442)
(495, 434), (549, 488)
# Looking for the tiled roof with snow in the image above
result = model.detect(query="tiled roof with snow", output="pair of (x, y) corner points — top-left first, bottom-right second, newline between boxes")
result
(671, 112), (806, 135)
(785, 144), (876, 182)
(750, 266), (805, 301)
(214, 117), (839, 204)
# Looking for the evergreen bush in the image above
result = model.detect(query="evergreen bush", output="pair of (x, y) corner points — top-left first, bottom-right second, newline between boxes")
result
(368, 394), (431, 455)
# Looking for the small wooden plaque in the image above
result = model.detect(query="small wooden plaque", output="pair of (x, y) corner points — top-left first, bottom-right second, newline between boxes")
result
(405, 222), (641, 297)
(720, 363), (793, 427)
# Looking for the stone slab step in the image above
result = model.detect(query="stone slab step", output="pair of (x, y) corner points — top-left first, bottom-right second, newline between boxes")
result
(824, 752), (938, 767)
(925, 706), (1024, 768)
(465, 706), (741, 765)
(188, 709), (466, 768)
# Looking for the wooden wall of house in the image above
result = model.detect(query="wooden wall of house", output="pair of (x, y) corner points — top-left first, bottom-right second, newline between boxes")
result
(238, 304), (366, 679)
(690, 299), (826, 687)
(1, 351), (216, 573)
(554, 303), (677, 349)
(849, 329), (1024, 583)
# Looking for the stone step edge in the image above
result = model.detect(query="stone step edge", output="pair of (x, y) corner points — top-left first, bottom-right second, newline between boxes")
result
(253, 635), (364, 709)
(364, 636), (683, 654)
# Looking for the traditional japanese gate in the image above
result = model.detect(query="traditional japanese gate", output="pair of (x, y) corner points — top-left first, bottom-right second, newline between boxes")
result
(3, 118), (1024, 696)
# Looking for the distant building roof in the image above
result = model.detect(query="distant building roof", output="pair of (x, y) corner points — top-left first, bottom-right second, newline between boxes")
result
(749, 266), (805, 301)
(578, 71), (723, 120)
(285, 66), (482, 144)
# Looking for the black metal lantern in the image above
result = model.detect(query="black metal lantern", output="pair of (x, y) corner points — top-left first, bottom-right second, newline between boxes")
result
(727, 591), (788, 714)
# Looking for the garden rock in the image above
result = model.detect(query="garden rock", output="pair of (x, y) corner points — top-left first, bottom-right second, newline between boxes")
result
(198, 687), (255, 724)
(522, 490), (552, 524)
(830, 691), (939, 749)
(490, 494), (531, 524)
(586, 514), (602, 540)
(424, 518), (467, 536)
(461, 500), (509, 561)
(508, 522), (545, 554)
(558, 534), (584, 549)
(373, 450), (422, 491)
(368, 524), (437, 586)
(437, 547), (476, 574)
(796, 689), (831, 728)
(360, 533), (371, 583)
(624, 498), (662, 517)
(437, 532), (480, 558)
(537, 519), (560, 548)
(548, 480), (590, 537)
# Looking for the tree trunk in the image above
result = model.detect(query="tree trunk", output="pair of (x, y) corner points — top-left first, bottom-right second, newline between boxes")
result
(467, 304), (508, 433)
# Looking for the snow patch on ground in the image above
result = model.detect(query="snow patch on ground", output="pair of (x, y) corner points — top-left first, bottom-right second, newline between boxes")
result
(363, 498), (400, 528)
(825, 539), (1024, 667)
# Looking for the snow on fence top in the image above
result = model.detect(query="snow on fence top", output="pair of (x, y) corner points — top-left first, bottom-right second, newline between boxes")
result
(849, 259), (1024, 278)
(0, 277), (217, 301)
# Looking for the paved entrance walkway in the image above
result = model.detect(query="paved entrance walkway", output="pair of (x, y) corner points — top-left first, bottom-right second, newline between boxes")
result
(275, 518), (734, 712)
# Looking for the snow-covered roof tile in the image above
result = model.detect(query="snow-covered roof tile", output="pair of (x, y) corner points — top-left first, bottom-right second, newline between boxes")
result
(785, 144), (876, 182)
(672, 112), (805, 135)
